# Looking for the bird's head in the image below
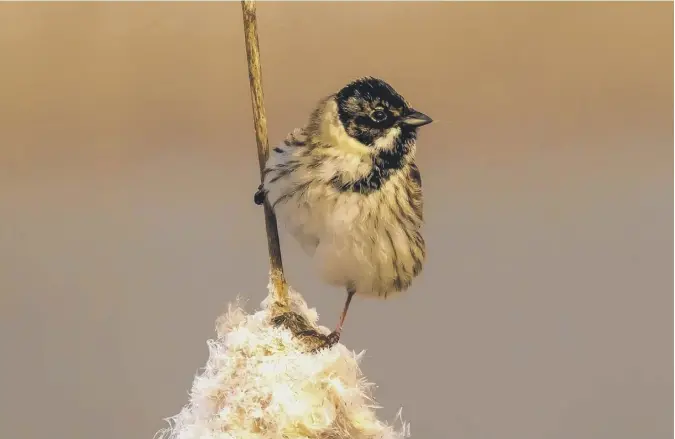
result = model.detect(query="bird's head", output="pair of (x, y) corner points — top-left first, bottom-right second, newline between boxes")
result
(334, 76), (432, 151)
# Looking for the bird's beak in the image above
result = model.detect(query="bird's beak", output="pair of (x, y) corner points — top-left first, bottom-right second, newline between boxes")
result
(402, 110), (433, 127)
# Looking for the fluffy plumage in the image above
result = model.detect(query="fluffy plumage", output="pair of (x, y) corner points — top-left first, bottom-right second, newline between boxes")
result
(258, 77), (432, 343)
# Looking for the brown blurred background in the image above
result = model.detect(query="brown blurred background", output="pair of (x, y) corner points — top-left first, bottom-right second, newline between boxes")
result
(0, 2), (672, 439)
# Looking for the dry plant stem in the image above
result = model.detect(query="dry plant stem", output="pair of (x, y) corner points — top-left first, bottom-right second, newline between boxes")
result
(241, 0), (289, 311)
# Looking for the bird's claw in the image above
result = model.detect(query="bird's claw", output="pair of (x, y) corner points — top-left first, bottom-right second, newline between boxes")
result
(271, 311), (339, 352)
(297, 329), (340, 352)
(254, 184), (267, 206)
(271, 311), (304, 329)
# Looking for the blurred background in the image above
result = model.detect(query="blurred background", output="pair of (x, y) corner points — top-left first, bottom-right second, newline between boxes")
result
(0, 3), (672, 439)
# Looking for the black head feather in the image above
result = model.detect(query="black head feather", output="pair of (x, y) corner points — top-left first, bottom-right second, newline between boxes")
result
(331, 77), (432, 194)
(335, 77), (414, 146)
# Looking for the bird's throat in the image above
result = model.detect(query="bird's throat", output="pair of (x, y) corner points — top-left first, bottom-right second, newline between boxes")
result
(331, 137), (413, 195)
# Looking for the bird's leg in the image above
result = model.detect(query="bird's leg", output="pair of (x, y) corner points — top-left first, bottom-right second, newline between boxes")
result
(332, 287), (356, 341)
(299, 287), (356, 351)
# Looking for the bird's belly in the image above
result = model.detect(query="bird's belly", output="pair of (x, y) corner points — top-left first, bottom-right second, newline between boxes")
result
(280, 189), (417, 298)
(272, 185), (328, 256)
(316, 226), (400, 298)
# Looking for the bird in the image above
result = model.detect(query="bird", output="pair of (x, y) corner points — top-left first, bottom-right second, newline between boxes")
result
(255, 76), (432, 349)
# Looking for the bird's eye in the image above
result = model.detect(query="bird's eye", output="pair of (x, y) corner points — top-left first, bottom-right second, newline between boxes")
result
(370, 110), (387, 122)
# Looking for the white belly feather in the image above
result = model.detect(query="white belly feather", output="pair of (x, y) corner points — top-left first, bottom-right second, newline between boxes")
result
(265, 152), (419, 298)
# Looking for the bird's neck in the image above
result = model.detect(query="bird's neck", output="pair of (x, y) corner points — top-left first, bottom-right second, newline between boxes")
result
(307, 98), (416, 194)
(321, 135), (416, 195)
(352, 133), (416, 194)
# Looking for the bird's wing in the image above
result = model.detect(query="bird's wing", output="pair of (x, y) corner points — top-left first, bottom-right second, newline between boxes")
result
(285, 128), (320, 256)
(408, 162), (424, 222)
(262, 127), (308, 181)
(264, 127), (321, 256)
(283, 127), (309, 148)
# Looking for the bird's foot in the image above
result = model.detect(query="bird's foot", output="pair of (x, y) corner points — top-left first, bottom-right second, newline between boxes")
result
(271, 311), (312, 333)
(271, 311), (339, 352)
(254, 184), (267, 206)
(297, 329), (340, 352)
